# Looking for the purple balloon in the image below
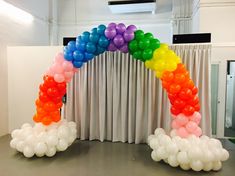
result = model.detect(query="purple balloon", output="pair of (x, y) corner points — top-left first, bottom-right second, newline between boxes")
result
(123, 30), (135, 42)
(108, 41), (117, 52)
(113, 34), (125, 47)
(120, 43), (128, 53)
(127, 25), (137, 32)
(108, 22), (116, 28)
(116, 23), (126, 34)
(104, 27), (117, 39)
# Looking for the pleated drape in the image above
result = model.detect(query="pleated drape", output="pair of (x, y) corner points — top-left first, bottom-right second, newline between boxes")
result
(64, 44), (211, 143)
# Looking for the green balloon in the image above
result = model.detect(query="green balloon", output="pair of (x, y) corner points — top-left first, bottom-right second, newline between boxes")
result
(144, 33), (154, 40)
(138, 38), (150, 50)
(128, 40), (138, 52)
(149, 38), (160, 50)
(134, 30), (144, 41)
(142, 48), (153, 61)
(133, 51), (142, 60)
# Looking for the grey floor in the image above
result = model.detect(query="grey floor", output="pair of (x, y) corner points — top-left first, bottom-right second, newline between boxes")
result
(0, 135), (235, 176)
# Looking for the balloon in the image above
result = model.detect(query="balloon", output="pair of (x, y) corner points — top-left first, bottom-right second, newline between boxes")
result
(177, 151), (189, 164)
(190, 160), (203, 171)
(128, 40), (138, 52)
(123, 30), (134, 42)
(173, 99), (186, 109)
(113, 34), (125, 47)
(91, 27), (97, 34)
(149, 38), (160, 50)
(81, 31), (90, 42)
(73, 50), (84, 61)
(89, 33), (100, 44)
(134, 30), (144, 40)
(162, 71), (174, 82)
(144, 32), (154, 40)
(171, 120), (181, 129)
(62, 61), (73, 72)
(42, 117), (52, 126)
(183, 105), (195, 116)
(86, 42), (96, 53)
(63, 50), (73, 61)
(177, 127), (189, 138)
(169, 84), (181, 94)
(179, 88), (193, 100)
(97, 24), (106, 35)
(126, 25), (137, 32)
(133, 51), (142, 60)
(194, 127), (202, 137)
(98, 36), (109, 48)
(73, 61), (83, 68)
(108, 41), (117, 52)
(47, 87), (59, 97)
(44, 102), (56, 112)
(119, 43), (128, 53)
(170, 106), (181, 115)
(54, 74), (65, 83)
(174, 73), (186, 84)
(108, 22), (116, 28)
(95, 46), (106, 55)
(116, 23), (126, 34)
(175, 114), (189, 126)
(104, 26), (117, 39)
(76, 40), (86, 51)
(34, 142), (47, 157)
(84, 52), (94, 60)
(139, 38), (150, 49)
(185, 121), (198, 133)
(54, 53), (64, 64)
(56, 139), (68, 151)
(142, 48), (153, 61)
(67, 41), (76, 52)
(168, 155), (179, 167)
(46, 147), (56, 157)
(189, 112), (201, 125)
(23, 146), (34, 158)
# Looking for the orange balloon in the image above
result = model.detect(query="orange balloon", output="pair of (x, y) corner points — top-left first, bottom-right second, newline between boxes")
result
(174, 73), (186, 84)
(42, 116), (52, 125)
(35, 99), (44, 107)
(169, 84), (181, 94)
(33, 114), (42, 123)
(162, 71), (174, 82)
(44, 101), (56, 112)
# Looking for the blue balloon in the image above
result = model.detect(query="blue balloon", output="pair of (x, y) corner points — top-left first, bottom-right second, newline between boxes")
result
(84, 52), (94, 61)
(73, 50), (84, 61)
(97, 24), (106, 35)
(91, 28), (97, 34)
(81, 31), (90, 42)
(86, 42), (96, 53)
(73, 61), (83, 68)
(89, 33), (99, 44)
(96, 46), (106, 55)
(76, 41), (86, 51)
(98, 36), (109, 48)
(67, 41), (76, 52)
(76, 36), (82, 43)
(64, 50), (73, 61)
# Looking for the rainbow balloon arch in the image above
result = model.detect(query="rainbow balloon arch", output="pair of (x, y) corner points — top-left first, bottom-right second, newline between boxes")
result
(10, 23), (229, 171)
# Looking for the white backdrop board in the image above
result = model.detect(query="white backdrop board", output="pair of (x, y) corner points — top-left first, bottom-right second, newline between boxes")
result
(7, 46), (62, 132)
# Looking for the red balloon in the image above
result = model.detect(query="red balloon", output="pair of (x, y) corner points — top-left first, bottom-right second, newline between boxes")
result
(168, 93), (177, 102)
(162, 81), (170, 90)
(194, 103), (200, 111)
(44, 101), (56, 112)
(56, 102), (63, 109)
(50, 110), (61, 122)
(179, 88), (193, 100)
(43, 75), (56, 87)
(39, 91), (50, 102)
(174, 73), (186, 84)
(187, 95), (199, 105)
(174, 98), (186, 109)
(36, 107), (47, 116)
(169, 84), (181, 94)
(174, 63), (186, 73)
(162, 71), (174, 82)
(52, 96), (62, 103)
(192, 86), (198, 95)
(39, 84), (47, 92)
(57, 82), (66, 91)
(184, 79), (194, 89)
(183, 105), (195, 116)
(35, 99), (43, 107)
(33, 114), (41, 123)
(170, 106), (181, 115)
(47, 87), (60, 97)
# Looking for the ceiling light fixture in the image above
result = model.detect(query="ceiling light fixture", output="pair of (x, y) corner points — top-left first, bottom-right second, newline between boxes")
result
(0, 0), (34, 24)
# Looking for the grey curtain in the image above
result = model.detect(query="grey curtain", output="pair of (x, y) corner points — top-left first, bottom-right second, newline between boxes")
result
(64, 44), (211, 143)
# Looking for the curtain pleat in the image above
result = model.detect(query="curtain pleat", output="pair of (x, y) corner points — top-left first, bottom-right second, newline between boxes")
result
(64, 44), (211, 143)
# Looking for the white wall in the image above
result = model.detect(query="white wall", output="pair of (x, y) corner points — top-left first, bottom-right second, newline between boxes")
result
(195, 0), (235, 43)
(0, 0), (50, 136)
(7, 46), (62, 132)
(57, 0), (173, 44)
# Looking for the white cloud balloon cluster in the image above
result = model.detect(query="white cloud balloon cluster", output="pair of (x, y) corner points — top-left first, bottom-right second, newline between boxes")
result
(148, 128), (229, 172)
(10, 119), (77, 158)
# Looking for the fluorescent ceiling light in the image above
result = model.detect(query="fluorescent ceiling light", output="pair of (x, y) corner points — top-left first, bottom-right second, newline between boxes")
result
(0, 0), (33, 24)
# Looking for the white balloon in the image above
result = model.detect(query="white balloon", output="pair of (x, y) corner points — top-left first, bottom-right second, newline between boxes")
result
(178, 139), (190, 151)
(10, 138), (19, 149)
(16, 141), (25, 152)
(154, 128), (165, 136)
(46, 135), (58, 147)
(37, 132), (47, 143)
(203, 162), (213, 171)
(170, 129), (177, 137)
(58, 126), (70, 139)
(168, 155), (179, 167)
(68, 121), (76, 128)
(159, 135), (171, 146)
(190, 160), (203, 171)
(46, 147), (56, 157)
(34, 123), (45, 133)
(149, 138), (159, 150)
(23, 146), (34, 158)
(188, 147), (202, 160)
(151, 150), (161, 162)
(177, 151), (189, 164)
(220, 149), (229, 161)
(180, 163), (190, 170)
(11, 129), (20, 138)
(56, 139), (68, 151)
(156, 146), (168, 159)
(68, 136), (76, 145)
(70, 128), (77, 136)
(213, 161), (222, 171)
(21, 123), (32, 129)
(200, 135), (209, 141)
(166, 143), (179, 155)
(34, 142), (47, 157)
(147, 135), (155, 145)
(163, 158), (168, 163)
(48, 129), (57, 136)
(25, 135), (37, 146)
(211, 148), (221, 161)
(202, 150), (214, 162)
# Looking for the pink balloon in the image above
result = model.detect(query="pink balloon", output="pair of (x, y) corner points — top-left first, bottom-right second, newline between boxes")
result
(64, 71), (73, 80)
(175, 114), (189, 126)
(189, 112), (201, 125)
(45, 67), (55, 76)
(62, 61), (74, 72)
(177, 127), (189, 138)
(185, 121), (198, 133)
(54, 53), (65, 64)
(51, 63), (64, 74)
(171, 114), (177, 119)
(73, 68), (78, 73)
(193, 127), (202, 137)
(54, 74), (65, 83)
(171, 120), (181, 129)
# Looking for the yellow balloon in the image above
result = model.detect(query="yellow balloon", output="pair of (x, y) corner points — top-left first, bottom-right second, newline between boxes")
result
(145, 60), (154, 69)
(155, 71), (162, 78)
(153, 48), (166, 60)
(166, 62), (177, 72)
(160, 43), (169, 50)
(154, 59), (166, 71)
